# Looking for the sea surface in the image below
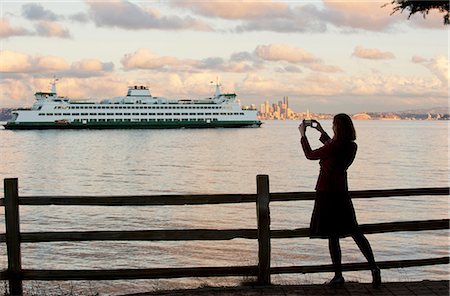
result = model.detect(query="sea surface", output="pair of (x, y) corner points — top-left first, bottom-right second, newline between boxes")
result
(0, 120), (448, 295)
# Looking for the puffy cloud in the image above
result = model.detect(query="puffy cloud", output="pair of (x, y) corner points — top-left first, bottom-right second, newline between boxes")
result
(121, 48), (262, 73)
(87, 0), (211, 31)
(255, 44), (319, 64)
(0, 51), (32, 72)
(352, 46), (395, 60)
(0, 19), (31, 38)
(412, 55), (448, 85)
(0, 50), (113, 78)
(121, 49), (185, 70)
(0, 50), (69, 73)
(172, 0), (290, 20)
(236, 4), (327, 33)
(35, 21), (71, 38)
(322, 0), (399, 31)
(254, 44), (341, 73)
(22, 3), (60, 21)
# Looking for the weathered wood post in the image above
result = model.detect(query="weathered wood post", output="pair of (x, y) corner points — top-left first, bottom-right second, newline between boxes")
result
(4, 178), (23, 295)
(256, 175), (270, 285)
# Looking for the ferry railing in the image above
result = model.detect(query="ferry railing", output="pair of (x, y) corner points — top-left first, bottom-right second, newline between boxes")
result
(1, 176), (449, 295)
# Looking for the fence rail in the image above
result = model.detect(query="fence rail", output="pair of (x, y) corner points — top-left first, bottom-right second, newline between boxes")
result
(1, 177), (449, 295)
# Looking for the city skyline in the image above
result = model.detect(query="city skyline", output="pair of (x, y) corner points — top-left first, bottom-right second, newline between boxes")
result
(1, 1), (448, 113)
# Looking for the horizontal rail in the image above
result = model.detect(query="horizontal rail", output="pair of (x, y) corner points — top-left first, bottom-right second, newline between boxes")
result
(0, 187), (447, 206)
(0, 266), (258, 281)
(0, 219), (446, 243)
(0, 257), (447, 281)
(271, 257), (450, 275)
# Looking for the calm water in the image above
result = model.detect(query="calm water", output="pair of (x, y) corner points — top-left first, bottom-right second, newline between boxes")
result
(0, 120), (448, 295)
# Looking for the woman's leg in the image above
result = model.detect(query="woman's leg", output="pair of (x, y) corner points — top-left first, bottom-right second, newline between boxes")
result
(328, 236), (342, 277)
(352, 231), (381, 288)
(351, 231), (376, 268)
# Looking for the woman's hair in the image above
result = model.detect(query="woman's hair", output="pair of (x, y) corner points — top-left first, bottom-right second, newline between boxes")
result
(333, 113), (356, 141)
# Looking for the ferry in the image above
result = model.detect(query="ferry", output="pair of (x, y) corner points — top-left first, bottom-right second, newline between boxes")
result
(3, 80), (262, 130)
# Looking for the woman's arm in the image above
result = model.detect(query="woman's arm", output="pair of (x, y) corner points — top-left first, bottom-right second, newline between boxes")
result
(299, 122), (333, 160)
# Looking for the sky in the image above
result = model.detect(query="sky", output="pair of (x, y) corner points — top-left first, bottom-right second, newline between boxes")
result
(0, 0), (448, 113)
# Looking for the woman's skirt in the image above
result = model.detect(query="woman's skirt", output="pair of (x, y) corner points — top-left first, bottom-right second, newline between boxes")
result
(310, 191), (359, 239)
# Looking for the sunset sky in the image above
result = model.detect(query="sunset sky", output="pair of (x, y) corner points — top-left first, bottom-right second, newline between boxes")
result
(1, 0), (448, 113)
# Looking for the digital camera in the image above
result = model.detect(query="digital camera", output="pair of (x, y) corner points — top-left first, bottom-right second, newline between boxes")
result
(303, 119), (318, 128)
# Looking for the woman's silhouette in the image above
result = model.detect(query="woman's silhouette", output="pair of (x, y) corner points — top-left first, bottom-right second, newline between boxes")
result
(298, 114), (381, 288)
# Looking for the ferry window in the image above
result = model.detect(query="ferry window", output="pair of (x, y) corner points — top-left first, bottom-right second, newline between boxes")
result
(220, 113), (226, 115)
(240, 113), (244, 115)
(149, 119), (156, 121)
(198, 113), (204, 115)
(73, 113), (80, 116)
(141, 113), (147, 115)
(157, 113), (163, 115)
(63, 113), (70, 115)
(124, 113), (131, 115)
(81, 113), (88, 115)
(213, 118), (218, 121)
(39, 113), (45, 116)
(89, 119), (96, 122)
(124, 119), (131, 122)
(132, 113), (139, 115)
(182, 113), (188, 115)
(101, 107), (106, 109)
(213, 113), (219, 115)
(107, 119), (114, 122)
(189, 113), (195, 115)
(166, 113), (172, 115)
(116, 113), (123, 115)
(107, 113), (114, 115)
(90, 113), (97, 115)
(149, 113), (155, 116)
(174, 113), (180, 115)
(182, 118), (188, 121)
(99, 119), (106, 122)
(157, 119), (164, 122)
(115, 119), (122, 122)
(55, 113), (62, 116)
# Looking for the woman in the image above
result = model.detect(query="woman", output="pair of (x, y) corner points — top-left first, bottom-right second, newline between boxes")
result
(298, 114), (381, 288)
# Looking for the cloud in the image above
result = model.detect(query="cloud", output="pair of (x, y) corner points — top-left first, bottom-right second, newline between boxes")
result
(322, 0), (399, 31)
(352, 46), (395, 60)
(87, 0), (211, 31)
(0, 50), (113, 78)
(35, 21), (71, 38)
(22, 3), (60, 21)
(254, 44), (341, 73)
(412, 55), (449, 85)
(121, 49), (186, 70)
(121, 48), (262, 73)
(0, 19), (32, 38)
(255, 44), (319, 64)
(236, 4), (327, 33)
(172, 0), (290, 20)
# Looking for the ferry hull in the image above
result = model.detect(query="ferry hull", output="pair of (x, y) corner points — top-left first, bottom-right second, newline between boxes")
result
(3, 120), (262, 130)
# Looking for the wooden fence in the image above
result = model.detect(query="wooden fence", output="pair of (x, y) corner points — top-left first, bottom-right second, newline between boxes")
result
(1, 176), (449, 295)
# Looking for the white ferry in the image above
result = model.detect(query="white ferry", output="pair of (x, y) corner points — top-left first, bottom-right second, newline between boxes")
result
(4, 80), (262, 130)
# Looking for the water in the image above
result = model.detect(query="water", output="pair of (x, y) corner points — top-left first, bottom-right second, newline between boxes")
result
(0, 120), (448, 295)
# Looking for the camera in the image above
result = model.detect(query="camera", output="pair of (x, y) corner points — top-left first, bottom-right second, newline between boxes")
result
(303, 119), (318, 128)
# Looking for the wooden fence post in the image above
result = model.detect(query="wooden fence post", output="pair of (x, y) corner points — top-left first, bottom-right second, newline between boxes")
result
(4, 178), (23, 295)
(256, 175), (270, 285)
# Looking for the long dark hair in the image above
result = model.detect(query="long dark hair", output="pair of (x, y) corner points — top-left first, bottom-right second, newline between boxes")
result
(333, 113), (356, 141)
